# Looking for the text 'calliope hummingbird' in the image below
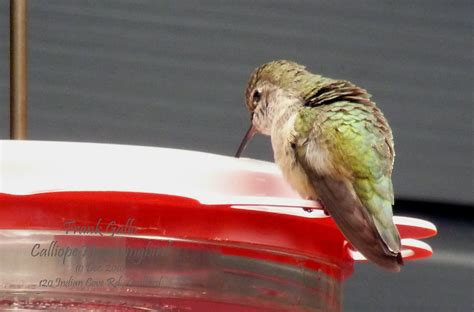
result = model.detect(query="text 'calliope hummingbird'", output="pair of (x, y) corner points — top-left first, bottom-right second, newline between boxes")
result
(236, 60), (403, 271)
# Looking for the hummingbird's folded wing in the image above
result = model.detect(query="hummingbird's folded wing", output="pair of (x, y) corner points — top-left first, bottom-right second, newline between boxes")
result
(297, 150), (401, 271)
(293, 104), (402, 271)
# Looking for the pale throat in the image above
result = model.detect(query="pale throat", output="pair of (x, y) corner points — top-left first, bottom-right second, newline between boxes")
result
(252, 88), (302, 136)
(267, 91), (302, 135)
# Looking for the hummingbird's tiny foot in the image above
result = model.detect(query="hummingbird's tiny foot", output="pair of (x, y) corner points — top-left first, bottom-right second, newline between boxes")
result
(303, 196), (315, 212)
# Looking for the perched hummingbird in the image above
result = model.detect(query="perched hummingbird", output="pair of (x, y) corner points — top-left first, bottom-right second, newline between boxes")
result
(236, 60), (402, 271)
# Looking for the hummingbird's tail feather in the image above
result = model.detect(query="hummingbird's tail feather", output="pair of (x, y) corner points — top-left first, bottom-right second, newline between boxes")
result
(310, 174), (402, 272)
(361, 176), (402, 255)
(372, 215), (401, 254)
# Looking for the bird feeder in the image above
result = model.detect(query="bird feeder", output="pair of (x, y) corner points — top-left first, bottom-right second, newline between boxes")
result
(0, 141), (436, 311)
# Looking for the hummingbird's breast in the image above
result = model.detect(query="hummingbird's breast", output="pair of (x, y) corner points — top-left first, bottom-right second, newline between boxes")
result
(270, 109), (319, 200)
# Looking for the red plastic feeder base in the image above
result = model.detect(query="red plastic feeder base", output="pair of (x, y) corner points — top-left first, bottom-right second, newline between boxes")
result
(0, 141), (436, 311)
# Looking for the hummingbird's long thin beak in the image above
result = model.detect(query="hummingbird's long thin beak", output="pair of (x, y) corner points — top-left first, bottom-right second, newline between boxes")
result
(235, 124), (257, 158)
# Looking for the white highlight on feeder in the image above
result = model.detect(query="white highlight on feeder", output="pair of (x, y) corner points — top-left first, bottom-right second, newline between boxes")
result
(393, 216), (437, 233)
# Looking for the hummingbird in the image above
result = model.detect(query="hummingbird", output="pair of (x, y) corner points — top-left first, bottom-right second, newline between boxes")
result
(235, 60), (403, 271)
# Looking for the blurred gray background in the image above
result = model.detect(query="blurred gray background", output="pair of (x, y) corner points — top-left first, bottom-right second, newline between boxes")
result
(0, 1), (472, 311)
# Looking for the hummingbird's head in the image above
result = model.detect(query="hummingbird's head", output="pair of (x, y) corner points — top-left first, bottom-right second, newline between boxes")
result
(245, 60), (307, 135)
(236, 60), (309, 157)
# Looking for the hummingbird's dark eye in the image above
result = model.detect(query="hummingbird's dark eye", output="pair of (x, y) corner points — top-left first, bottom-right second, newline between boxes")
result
(252, 90), (261, 103)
